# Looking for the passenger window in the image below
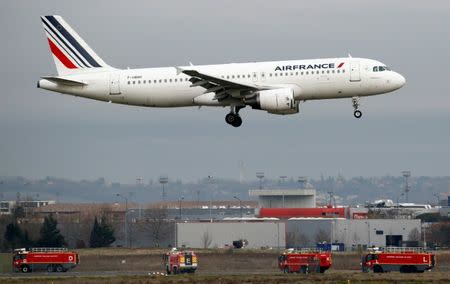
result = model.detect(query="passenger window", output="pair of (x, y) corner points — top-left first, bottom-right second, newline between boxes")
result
(232, 75), (235, 79)
(332, 70), (335, 73)
(159, 79), (162, 83)
(127, 81), (130, 85)
(247, 75), (250, 78)
(342, 69), (345, 73)
(237, 75), (240, 79)
(138, 80), (141, 84)
(306, 71), (309, 75)
(227, 75), (229, 79)
(269, 73), (272, 77)
(154, 80), (157, 83)
(301, 72), (304, 75)
(285, 72), (288, 76)
(316, 71), (319, 74)
(326, 70), (329, 74)
(322, 71), (324, 74)
(280, 73), (283, 76)
(133, 81), (135, 84)
(174, 79), (177, 82)
(337, 70), (340, 73)
(295, 72), (298, 75)
(275, 73), (278, 76)
(290, 72), (293, 76)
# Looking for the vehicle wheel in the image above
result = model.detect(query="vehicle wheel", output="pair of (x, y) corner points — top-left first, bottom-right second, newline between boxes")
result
(225, 113), (236, 124)
(319, 267), (326, 273)
(300, 266), (309, 274)
(354, 110), (362, 118)
(173, 266), (178, 275)
(56, 265), (64, 273)
(373, 265), (383, 273)
(47, 265), (54, 273)
(231, 115), (242, 127)
(283, 266), (289, 274)
(21, 265), (30, 273)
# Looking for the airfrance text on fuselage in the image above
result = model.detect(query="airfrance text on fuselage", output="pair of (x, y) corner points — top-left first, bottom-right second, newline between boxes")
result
(275, 62), (344, 71)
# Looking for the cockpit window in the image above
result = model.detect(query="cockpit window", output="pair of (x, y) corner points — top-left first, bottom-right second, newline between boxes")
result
(373, 66), (391, 72)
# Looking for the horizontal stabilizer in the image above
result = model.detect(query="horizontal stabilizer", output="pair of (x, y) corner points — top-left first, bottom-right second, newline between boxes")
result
(41, 76), (87, 86)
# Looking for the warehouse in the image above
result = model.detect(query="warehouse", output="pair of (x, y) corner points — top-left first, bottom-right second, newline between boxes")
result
(286, 218), (422, 250)
(176, 220), (285, 249)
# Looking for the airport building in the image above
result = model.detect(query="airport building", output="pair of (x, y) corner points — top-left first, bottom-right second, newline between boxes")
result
(286, 218), (421, 249)
(249, 188), (316, 208)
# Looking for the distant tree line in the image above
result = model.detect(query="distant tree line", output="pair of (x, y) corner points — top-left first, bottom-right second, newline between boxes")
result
(1, 205), (115, 251)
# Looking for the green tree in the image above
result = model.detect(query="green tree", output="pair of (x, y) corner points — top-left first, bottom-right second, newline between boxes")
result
(37, 215), (66, 247)
(89, 216), (115, 248)
(4, 222), (23, 249)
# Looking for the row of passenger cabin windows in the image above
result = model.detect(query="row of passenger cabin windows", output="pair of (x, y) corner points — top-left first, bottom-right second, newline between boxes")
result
(221, 69), (345, 79)
(373, 66), (391, 72)
(127, 77), (190, 85)
(126, 69), (346, 85)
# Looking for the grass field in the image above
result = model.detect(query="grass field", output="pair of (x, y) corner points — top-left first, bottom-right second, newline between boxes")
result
(1, 248), (449, 283)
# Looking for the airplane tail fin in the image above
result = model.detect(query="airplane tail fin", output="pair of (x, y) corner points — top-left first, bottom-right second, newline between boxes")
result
(41, 15), (112, 76)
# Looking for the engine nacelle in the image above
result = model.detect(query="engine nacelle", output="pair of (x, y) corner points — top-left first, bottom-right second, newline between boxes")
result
(251, 88), (299, 115)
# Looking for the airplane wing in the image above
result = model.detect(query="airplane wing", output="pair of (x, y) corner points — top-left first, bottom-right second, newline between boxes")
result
(180, 68), (269, 101)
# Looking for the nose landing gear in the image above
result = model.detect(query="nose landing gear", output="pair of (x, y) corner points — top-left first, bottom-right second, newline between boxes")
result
(225, 106), (244, 127)
(352, 97), (362, 118)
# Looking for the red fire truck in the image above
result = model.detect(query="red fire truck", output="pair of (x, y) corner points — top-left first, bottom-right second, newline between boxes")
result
(361, 247), (435, 273)
(13, 248), (79, 273)
(278, 249), (332, 274)
(163, 249), (198, 274)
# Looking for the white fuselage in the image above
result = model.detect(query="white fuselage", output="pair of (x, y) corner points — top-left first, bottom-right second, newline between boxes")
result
(38, 57), (405, 108)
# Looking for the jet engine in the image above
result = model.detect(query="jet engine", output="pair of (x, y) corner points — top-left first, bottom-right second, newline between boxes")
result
(248, 88), (299, 115)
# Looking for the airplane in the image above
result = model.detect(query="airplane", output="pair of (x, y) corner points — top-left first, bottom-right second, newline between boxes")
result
(38, 15), (406, 127)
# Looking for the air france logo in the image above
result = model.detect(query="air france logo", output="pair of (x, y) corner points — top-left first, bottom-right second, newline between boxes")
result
(275, 62), (345, 71)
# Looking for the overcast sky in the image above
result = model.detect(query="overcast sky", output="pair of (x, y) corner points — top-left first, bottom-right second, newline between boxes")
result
(1, 1), (449, 183)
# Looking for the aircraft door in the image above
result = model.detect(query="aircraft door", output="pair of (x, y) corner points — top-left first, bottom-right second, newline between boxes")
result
(350, 61), (361, 82)
(109, 72), (121, 95)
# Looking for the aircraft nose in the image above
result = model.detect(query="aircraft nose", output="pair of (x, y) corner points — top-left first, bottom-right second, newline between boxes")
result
(394, 72), (406, 89)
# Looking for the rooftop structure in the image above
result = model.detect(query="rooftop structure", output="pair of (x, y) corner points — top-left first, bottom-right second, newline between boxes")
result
(249, 188), (316, 208)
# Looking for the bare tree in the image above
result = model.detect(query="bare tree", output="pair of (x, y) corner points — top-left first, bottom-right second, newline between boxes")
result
(315, 228), (329, 243)
(201, 231), (212, 248)
(146, 207), (169, 247)
(408, 228), (420, 242)
(286, 232), (310, 248)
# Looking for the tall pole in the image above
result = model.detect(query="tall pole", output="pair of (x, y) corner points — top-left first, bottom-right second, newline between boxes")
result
(179, 197), (184, 220)
(256, 172), (264, 189)
(208, 176), (213, 222)
(159, 175), (168, 201)
(116, 193), (128, 248)
(233, 196), (242, 218)
(402, 171), (411, 202)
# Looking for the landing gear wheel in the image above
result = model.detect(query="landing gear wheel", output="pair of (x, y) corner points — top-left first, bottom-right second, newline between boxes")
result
(225, 113), (243, 127)
(231, 115), (242, 127)
(354, 110), (362, 118)
(225, 113), (236, 124)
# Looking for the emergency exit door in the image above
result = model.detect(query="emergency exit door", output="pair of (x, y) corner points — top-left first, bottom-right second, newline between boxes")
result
(349, 61), (361, 82)
(109, 72), (121, 95)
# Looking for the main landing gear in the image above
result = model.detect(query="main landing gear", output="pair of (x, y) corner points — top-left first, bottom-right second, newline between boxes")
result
(225, 106), (245, 127)
(352, 97), (362, 118)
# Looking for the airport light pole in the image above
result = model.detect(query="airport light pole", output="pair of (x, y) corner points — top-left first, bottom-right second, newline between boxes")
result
(233, 196), (243, 218)
(256, 172), (265, 189)
(207, 175), (214, 222)
(116, 193), (128, 248)
(159, 175), (168, 201)
(402, 171), (411, 202)
(179, 196), (184, 220)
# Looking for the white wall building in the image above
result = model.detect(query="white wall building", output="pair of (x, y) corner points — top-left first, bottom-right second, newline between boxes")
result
(176, 221), (285, 249)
